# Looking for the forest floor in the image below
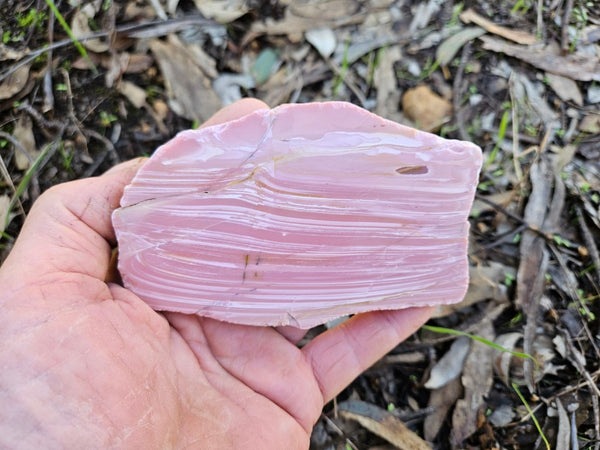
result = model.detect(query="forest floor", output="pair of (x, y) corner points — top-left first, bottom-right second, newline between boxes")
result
(1, 0), (600, 449)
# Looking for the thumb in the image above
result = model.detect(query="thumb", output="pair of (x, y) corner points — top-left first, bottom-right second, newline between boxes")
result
(1, 158), (146, 286)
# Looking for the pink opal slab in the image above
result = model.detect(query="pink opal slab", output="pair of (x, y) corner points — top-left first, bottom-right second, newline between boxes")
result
(112, 102), (482, 328)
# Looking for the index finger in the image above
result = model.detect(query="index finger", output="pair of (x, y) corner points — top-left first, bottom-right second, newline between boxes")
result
(302, 306), (433, 403)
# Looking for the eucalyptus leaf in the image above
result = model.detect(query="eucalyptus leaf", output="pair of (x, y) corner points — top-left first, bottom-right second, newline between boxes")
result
(436, 27), (486, 66)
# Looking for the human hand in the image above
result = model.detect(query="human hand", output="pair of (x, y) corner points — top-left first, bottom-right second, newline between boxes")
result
(0, 99), (433, 449)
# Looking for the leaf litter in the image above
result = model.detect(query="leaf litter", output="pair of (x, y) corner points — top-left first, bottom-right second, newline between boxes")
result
(1, 0), (600, 448)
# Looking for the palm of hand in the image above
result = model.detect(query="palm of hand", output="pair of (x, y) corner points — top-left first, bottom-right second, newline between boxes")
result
(0, 100), (432, 449)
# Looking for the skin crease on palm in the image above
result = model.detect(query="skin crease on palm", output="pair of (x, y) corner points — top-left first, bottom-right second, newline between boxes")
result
(0, 98), (434, 449)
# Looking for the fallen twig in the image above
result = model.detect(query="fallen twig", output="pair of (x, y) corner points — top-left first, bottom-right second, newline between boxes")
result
(0, 15), (217, 83)
(452, 41), (472, 142)
(562, 0), (574, 53)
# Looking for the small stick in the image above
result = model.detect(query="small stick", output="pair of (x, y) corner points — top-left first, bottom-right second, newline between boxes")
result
(536, 0), (545, 39)
(42, 6), (55, 113)
(561, 0), (574, 53)
(325, 59), (368, 108)
(562, 329), (600, 447)
(0, 152), (26, 219)
(575, 206), (600, 286)
(453, 42), (473, 142)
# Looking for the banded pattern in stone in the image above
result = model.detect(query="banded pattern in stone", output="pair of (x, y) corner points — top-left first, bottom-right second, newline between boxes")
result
(112, 102), (482, 328)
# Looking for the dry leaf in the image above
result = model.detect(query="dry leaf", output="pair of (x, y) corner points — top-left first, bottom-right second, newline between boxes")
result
(338, 400), (432, 449)
(251, 0), (364, 37)
(71, 3), (109, 53)
(402, 85), (452, 132)
(436, 27), (486, 66)
(424, 377), (462, 441)
(433, 261), (515, 317)
(409, 0), (443, 32)
(492, 332), (524, 385)
(125, 53), (154, 73)
(305, 28), (337, 59)
(460, 8), (538, 45)
(0, 64), (30, 100)
(150, 36), (222, 123)
(555, 398), (571, 450)
(450, 312), (497, 447)
(213, 73), (255, 105)
(12, 115), (38, 170)
(0, 195), (10, 234)
(290, 0), (360, 20)
(487, 405), (515, 427)
(480, 36), (600, 82)
(73, 53), (153, 74)
(517, 157), (553, 391)
(186, 44), (219, 79)
(104, 52), (129, 88)
(118, 80), (147, 108)
(0, 44), (25, 61)
(374, 45), (402, 122)
(465, 262), (511, 303)
(193, 0), (248, 23)
(425, 337), (470, 389)
(579, 114), (600, 133)
(545, 73), (583, 106)
(470, 190), (515, 216)
(588, 84), (600, 103)
(510, 71), (558, 126)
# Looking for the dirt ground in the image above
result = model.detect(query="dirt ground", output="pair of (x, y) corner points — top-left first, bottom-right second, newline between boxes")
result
(1, 0), (600, 448)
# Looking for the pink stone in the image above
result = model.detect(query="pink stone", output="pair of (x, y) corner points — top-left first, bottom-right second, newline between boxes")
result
(112, 102), (482, 328)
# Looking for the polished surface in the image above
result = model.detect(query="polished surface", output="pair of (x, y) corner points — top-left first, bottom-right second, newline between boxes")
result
(113, 102), (482, 328)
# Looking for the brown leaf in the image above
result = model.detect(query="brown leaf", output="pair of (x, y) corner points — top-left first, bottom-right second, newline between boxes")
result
(72, 52), (153, 74)
(492, 332), (524, 386)
(0, 64), (30, 100)
(480, 36), (600, 82)
(338, 400), (432, 449)
(71, 3), (109, 53)
(402, 85), (451, 132)
(436, 27), (486, 66)
(374, 46), (402, 122)
(193, 0), (248, 23)
(517, 156), (553, 391)
(460, 8), (538, 45)
(118, 80), (147, 108)
(555, 397), (571, 450)
(545, 73), (583, 106)
(579, 114), (600, 133)
(424, 377), (463, 442)
(149, 36), (221, 123)
(124, 53), (154, 73)
(0, 195), (10, 234)
(12, 115), (38, 170)
(450, 312), (497, 447)
(250, 0), (364, 37)
(104, 52), (130, 88)
(425, 337), (470, 389)
(0, 44), (25, 61)
(461, 261), (508, 308)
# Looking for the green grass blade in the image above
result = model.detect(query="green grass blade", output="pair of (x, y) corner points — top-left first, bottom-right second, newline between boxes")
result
(512, 383), (550, 450)
(421, 324), (538, 368)
(484, 109), (510, 170)
(3, 142), (54, 231)
(332, 40), (350, 97)
(44, 0), (98, 74)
